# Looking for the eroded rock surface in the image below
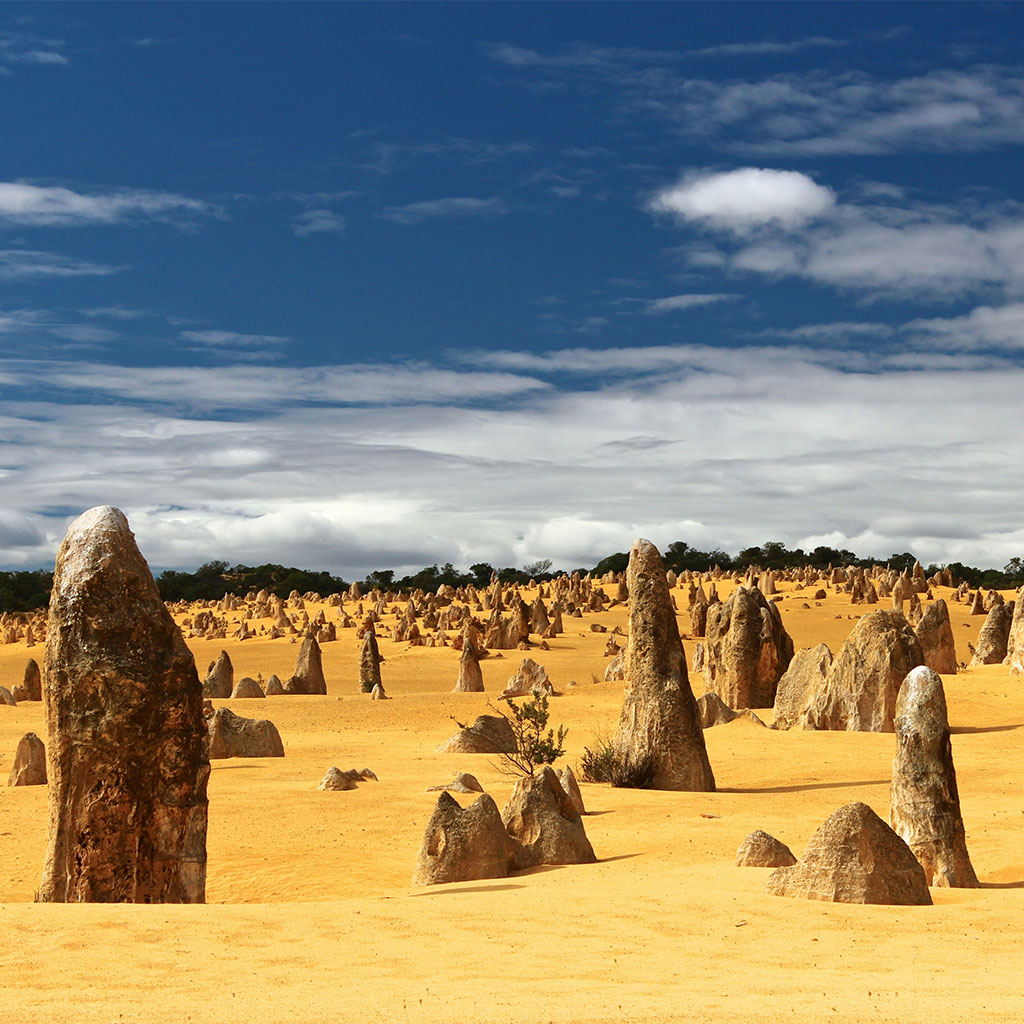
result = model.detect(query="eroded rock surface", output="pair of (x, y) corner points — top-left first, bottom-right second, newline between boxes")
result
(501, 765), (596, 869)
(703, 586), (793, 709)
(38, 505), (208, 904)
(436, 714), (517, 754)
(736, 830), (795, 868)
(800, 610), (924, 732)
(208, 706), (284, 758)
(8, 732), (47, 787)
(765, 802), (932, 905)
(890, 667), (978, 887)
(612, 539), (714, 791)
(203, 650), (233, 699)
(771, 644), (833, 730)
(411, 792), (518, 885)
(283, 635), (327, 694)
(914, 600), (957, 675)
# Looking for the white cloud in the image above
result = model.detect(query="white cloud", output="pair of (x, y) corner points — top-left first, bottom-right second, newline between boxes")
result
(2, 358), (551, 410)
(493, 44), (1024, 155)
(907, 303), (1024, 351)
(650, 168), (836, 232)
(0, 182), (216, 227)
(687, 36), (847, 58)
(4, 344), (1024, 574)
(0, 249), (125, 279)
(180, 330), (289, 349)
(644, 293), (737, 314)
(291, 209), (346, 235)
(381, 196), (506, 225)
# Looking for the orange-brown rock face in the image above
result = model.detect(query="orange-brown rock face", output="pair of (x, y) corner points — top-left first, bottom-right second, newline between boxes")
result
(37, 506), (209, 904)
(613, 539), (715, 791)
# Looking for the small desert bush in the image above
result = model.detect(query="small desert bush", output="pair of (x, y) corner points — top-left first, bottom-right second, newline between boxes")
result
(579, 733), (617, 783)
(488, 692), (567, 777)
(580, 734), (657, 789)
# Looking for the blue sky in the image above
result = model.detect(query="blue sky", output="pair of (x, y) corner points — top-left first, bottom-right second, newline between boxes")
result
(3, 2), (1024, 575)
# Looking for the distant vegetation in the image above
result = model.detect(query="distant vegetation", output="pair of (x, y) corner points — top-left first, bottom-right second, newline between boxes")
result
(2, 543), (1023, 614)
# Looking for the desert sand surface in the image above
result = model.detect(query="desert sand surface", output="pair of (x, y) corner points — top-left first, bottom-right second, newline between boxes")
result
(1, 579), (1022, 1024)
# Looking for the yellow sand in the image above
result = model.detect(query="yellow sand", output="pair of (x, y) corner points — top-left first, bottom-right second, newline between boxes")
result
(1, 582), (1021, 1023)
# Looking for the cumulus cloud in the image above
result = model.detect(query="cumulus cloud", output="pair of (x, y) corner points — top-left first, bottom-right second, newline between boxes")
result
(650, 168), (836, 232)
(0, 182), (216, 227)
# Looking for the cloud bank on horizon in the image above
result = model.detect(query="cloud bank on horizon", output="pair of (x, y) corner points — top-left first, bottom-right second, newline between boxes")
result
(3, 3), (1024, 577)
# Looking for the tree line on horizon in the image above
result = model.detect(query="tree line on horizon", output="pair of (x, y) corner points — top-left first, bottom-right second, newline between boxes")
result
(3, 540), (1023, 614)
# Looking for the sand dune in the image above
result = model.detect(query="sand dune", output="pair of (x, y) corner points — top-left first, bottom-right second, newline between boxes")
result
(1, 581), (1022, 1023)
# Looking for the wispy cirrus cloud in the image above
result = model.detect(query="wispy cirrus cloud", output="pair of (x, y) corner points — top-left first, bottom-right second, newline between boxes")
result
(0, 249), (125, 279)
(490, 41), (1024, 156)
(360, 136), (533, 174)
(0, 29), (69, 70)
(0, 181), (217, 227)
(380, 196), (506, 225)
(291, 208), (346, 235)
(643, 293), (737, 314)
(687, 36), (848, 58)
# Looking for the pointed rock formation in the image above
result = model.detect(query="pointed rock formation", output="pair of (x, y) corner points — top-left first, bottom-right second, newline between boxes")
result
(358, 629), (383, 693)
(12, 658), (41, 702)
(800, 610), (924, 732)
(412, 792), (518, 885)
(914, 599), (957, 675)
(500, 658), (553, 699)
(735, 830), (796, 868)
(501, 765), (596, 869)
(37, 506), (208, 904)
(556, 765), (586, 815)
(765, 802), (932, 905)
(283, 635), (327, 694)
(970, 603), (1014, 665)
(697, 691), (740, 728)
(1006, 590), (1024, 677)
(453, 624), (485, 692)
(207, 706), (285, 758)
(8, 732), (47, 787)
(890, 667), (978, 887)
(703, 586), (793, 709)
(264, 674), (285, 696)
(771, 643), (833, 730)
(612, 539), (714, 791)
(203, 650), (233, 699)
